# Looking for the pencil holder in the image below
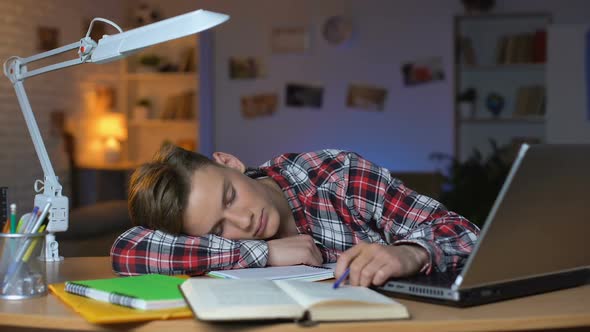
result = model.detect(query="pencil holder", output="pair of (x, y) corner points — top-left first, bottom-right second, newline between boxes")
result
(0, 232), (47, 300)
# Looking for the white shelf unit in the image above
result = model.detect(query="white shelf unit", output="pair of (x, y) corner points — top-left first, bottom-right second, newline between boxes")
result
(101, 35), (200, 165)
(454, 13), (551, 161)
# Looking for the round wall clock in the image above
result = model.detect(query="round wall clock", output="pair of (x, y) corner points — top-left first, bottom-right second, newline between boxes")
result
(322, 16), (353, 46)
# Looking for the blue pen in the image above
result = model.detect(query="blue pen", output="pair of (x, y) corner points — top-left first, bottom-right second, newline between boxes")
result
(333, 268), (350, 289)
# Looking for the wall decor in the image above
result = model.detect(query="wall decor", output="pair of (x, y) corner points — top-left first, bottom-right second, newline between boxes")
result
(37, 26), (59, 51)
(229, 56), (266, 79)
(401, 56), (445, 86)
(322, 16), (353, 46)
(271, 27), (308, 54)
(346, 84), (388, 111)
(485, 92), (505, 117)
(241, 93), (278, 119)
(285, 83), (323, 108)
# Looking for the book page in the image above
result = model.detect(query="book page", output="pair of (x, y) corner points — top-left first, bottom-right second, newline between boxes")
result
(274, 280), (397, 308)
(180, 279), (303, 321)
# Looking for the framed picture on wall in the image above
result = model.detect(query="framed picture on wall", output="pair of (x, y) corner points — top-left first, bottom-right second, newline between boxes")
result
(346, 84), (388, 111)
(229, 56), (266, 79)
(285, 83), (324, 108)
(401, 56), (445, 86)
(270, 27), (309, 54)
(241, 93), (278, 119)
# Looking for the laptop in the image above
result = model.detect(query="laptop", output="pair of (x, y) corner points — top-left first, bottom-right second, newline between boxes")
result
(377, 144), (590, 307)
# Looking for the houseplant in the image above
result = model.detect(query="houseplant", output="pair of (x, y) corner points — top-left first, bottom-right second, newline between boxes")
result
(430, 140), (513, 227)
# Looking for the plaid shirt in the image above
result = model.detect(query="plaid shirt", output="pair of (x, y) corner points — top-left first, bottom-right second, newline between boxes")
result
(111, 150), (479, 276)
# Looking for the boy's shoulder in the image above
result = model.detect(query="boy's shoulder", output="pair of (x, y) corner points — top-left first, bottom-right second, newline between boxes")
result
(265, 149), (354, 166)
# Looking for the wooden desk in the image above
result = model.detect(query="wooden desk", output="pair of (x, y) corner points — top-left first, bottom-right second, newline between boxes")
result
(0, 257), (588, 332)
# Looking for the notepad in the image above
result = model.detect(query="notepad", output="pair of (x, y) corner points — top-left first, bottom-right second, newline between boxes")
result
(207, 263), (336, 281)
(64, 274), (187, 310)
(50, 283), (192, 324)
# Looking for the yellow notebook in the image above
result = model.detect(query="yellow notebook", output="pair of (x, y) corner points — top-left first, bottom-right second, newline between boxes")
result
(49, 282), (192, 324)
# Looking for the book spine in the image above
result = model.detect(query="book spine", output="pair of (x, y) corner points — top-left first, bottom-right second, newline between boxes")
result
(65, 282), (144, 310)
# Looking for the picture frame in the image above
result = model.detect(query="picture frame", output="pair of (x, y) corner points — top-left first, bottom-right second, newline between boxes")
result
(241, 93), (278, 119)
(270, 27), (309, 54)
(346, 84), (388, 111)
(229, 56), (266, 79)
(401, 56), (445, 86)
(285, 83), (324, 108)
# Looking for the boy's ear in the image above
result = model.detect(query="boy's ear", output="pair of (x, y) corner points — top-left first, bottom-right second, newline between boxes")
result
(212, 152), (246, 173)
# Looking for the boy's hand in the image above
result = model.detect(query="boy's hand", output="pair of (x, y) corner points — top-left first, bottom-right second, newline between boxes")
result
(267, 235), (323, 266)
(334, 243), (429, 287)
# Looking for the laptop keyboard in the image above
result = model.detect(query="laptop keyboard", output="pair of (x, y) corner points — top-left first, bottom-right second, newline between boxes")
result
(390, 270), (459, 287)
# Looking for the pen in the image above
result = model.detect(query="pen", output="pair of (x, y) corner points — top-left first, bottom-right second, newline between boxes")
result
(9, 203), (16, 233)
(333, 268), (350, 289)
(22, 206), (39, 233)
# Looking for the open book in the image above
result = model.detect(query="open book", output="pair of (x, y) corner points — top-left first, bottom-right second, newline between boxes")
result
(180, 279), (409, 322)
(206, 263), (336, 281)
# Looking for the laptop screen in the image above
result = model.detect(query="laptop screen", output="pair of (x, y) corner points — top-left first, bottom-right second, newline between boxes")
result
(458, 144), (590, 289)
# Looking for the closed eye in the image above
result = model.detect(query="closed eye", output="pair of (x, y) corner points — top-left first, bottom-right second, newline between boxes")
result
(226, 185), (236, 207)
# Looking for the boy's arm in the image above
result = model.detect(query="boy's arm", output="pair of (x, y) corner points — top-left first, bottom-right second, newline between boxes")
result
(334, 152), (479, 274)
(110, 226), (269, 276)
(380, 180), (480, 274)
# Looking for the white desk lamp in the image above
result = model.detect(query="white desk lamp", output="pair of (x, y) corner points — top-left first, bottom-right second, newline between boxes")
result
(3, 9), (229, 261)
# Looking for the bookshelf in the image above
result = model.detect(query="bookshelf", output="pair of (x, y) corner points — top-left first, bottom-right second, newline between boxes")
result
(82, 35), (199, 167)
(454, 13), (551, 161)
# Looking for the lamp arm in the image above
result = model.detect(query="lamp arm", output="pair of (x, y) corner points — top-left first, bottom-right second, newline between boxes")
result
(4, 37), (97, 261)
(4, 37), (96, 188)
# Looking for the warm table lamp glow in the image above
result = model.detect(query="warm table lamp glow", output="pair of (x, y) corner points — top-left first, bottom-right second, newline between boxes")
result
(96, 112), (127, 163)
(3, 9), (229, 261)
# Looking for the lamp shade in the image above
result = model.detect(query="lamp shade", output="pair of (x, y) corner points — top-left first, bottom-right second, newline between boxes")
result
(91, 9), (229, 63)
(96, 112), (127, 141)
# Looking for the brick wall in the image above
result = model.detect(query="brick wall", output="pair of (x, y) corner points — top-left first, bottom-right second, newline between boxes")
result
(0, 0), (127, 212)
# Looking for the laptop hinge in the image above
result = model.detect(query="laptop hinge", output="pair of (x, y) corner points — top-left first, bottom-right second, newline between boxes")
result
(452, 275), (463, 290)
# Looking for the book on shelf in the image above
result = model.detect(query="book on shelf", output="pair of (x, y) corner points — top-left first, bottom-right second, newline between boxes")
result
(532, 29), (547, 63)
(513, 85), (545, 118)
(497, 31), (546, 65)
(207, 263), (336, 281)
(459, 36), (477, 65)
(63, 274), (187, 310)
(160, 91), (195, 120)
(180, 278), (410, 322)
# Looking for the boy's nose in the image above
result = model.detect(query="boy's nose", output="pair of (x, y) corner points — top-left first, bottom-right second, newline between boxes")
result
(226, 209), (254, 230)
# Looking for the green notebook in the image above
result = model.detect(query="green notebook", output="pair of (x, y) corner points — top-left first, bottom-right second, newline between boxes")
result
(64, 274), (187, 310)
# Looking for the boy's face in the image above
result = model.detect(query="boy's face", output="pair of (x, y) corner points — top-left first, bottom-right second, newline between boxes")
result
(183, 154), (283, 240)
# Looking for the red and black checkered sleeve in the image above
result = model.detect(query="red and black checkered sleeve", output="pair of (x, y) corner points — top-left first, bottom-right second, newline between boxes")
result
(345, 152), (480, 274)
(109, 226), (269, 276)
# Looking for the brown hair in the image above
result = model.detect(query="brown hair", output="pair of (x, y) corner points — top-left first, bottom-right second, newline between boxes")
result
(127, 143), (216, 234)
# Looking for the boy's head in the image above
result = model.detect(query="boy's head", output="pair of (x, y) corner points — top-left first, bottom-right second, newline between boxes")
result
(128, 144), (286, 239)
(127, 143), (215, 234)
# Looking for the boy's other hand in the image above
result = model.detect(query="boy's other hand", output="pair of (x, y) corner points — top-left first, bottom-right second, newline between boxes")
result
(267, 235), (323, 266)
(334, 243), (429, 287)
